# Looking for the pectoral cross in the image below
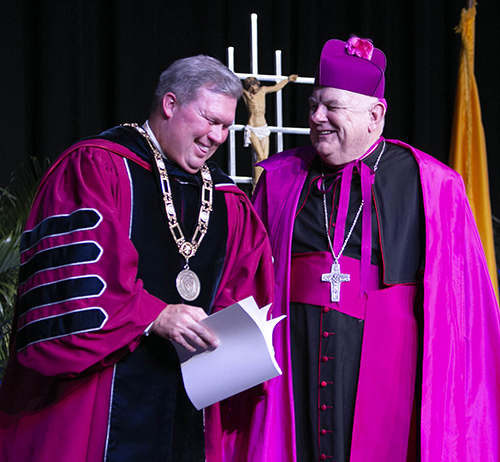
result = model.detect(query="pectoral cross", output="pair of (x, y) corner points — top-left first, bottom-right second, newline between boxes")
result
(321, 262), (350, 303)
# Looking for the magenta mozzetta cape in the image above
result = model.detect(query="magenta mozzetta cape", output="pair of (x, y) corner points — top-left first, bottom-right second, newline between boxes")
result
(0, 138), (274, 461)
(249, 140), (500, 461)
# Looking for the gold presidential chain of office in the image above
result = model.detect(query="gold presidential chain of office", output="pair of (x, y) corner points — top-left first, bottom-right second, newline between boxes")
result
(124, 122), (213, 302)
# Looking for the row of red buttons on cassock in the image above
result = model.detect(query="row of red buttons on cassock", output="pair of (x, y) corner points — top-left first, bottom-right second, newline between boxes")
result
(319, 308), (334, 460)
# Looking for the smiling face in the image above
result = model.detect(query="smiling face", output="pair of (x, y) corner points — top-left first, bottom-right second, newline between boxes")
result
(309, 86), (377, 166)
(159, 86), (237, 173)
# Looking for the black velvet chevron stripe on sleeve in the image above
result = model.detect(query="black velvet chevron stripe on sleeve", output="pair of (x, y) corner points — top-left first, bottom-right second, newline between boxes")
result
(16, 307), (108, 351)
(17, 276), (106, 317)
(20, 209), (102, 253)
(19, 242), (103, 285)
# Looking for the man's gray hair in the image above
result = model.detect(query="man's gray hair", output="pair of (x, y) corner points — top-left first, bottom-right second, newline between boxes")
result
(153, 55), (243, 109)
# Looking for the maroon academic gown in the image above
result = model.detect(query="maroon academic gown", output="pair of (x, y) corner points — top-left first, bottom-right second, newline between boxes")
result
(0, 127), (274, 462)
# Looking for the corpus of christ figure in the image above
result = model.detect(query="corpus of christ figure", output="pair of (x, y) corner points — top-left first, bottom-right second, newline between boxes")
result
(242, 74), (298, 185)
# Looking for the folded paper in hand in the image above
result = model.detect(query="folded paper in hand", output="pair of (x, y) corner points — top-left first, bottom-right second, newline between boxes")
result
(173, 296), (285, 410)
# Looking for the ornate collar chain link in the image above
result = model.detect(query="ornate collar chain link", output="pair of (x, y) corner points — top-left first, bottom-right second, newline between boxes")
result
(124, 123), (214, 301)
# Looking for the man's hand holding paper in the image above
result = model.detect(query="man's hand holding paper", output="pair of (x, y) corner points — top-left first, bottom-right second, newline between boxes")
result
(152, 303), (219, 352)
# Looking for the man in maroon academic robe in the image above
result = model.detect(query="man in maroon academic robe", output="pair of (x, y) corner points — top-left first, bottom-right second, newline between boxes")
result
(0, 55), (273, 461)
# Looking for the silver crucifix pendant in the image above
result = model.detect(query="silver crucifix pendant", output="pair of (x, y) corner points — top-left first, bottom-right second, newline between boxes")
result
(321, 262), (350, 302)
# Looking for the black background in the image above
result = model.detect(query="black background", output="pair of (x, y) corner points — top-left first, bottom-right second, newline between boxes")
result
(1, 0), (498, 217)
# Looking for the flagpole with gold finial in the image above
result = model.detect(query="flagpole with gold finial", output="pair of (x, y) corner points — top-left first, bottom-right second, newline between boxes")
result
(449, 0), (499, 301)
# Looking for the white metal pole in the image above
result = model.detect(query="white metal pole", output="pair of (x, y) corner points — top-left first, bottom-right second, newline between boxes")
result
(251, 14), (258, 75)
(227, 47), (236, 177)
(275, 50), (284, 153)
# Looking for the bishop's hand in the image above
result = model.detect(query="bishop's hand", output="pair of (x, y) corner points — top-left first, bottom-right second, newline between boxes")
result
(152, 304), (219, 352)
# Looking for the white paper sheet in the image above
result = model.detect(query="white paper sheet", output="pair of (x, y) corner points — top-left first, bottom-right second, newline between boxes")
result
(173, 296), (285, 410)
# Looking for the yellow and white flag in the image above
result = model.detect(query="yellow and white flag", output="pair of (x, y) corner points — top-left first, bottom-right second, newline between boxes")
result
(449, 2), (499, 300)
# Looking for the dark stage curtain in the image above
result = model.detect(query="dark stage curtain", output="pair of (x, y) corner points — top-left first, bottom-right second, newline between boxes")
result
(1, 0), (498, 216)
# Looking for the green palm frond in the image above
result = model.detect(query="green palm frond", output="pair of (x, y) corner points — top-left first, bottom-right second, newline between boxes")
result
(0, 234), (21, 275)
(0, 156), (50, 380)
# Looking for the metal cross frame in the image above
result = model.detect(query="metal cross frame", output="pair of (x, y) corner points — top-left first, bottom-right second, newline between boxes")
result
(226, 13), (314, 184)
